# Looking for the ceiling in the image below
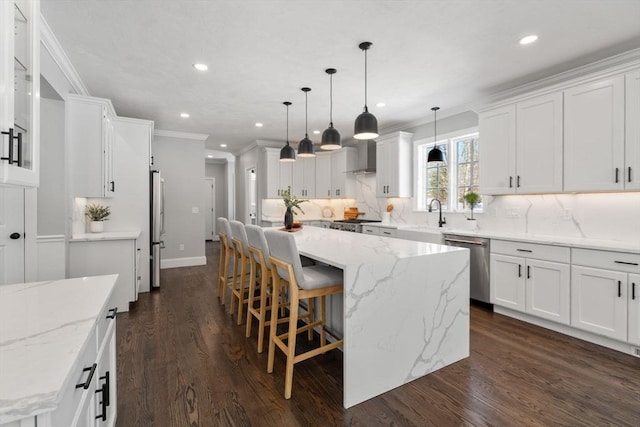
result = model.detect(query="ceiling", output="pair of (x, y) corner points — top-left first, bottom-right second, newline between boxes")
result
(41, 0), (640, 156)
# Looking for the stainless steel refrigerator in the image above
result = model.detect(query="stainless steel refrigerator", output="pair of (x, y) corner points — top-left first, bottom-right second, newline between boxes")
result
(150, 170), (165, 288)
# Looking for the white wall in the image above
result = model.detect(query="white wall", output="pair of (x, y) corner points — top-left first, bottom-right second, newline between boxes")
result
(205, 162), (228, 226)
(153, 133), (206, 267)
(236, 146), (259, 223)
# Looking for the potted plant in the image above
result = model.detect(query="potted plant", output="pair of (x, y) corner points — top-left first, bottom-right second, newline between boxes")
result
(462, 191), (481, 220)
(281, 186), (308, 230)
(85, 203), (111, 232)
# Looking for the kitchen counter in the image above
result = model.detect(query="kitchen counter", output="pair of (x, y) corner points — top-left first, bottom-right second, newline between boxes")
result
(70, 230), (140, 242)
(288, 226), (470, 408)
(0, 275), (118, 423)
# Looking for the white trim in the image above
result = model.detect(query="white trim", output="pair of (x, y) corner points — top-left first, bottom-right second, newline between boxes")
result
(154, 129), (209, 141)
(66, 93), (117, 118)
(36, 234), (65, 243)
(40, 15), (89, 96)
(114, 116), (154, 126)
(161, 256), (207, 269)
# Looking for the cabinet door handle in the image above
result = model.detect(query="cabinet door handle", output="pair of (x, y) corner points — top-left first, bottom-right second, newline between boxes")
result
(95, 371), (110, 421)
(509, 176), (513, 188)
(618, 280), (622, 298)
(632, 282), (636, 300)
(76, 363), (97, 389)
(629, 167), (632, 183)
(614, 260), (639, 266)
(110, 181), (115, 192)
(327, 190), (330, 197)
(615, 167), (619, 183)
(106, 307), (118, 319)
(527, 265), (531, 279)
(15, 132), (22, 166)
(518, 264), (522, 278)
(1, 128), (14, 163)
(517, 175), (521, 188)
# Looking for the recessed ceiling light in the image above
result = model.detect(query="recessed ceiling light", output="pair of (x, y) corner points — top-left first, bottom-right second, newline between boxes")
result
(255, 122), (263, 127)
(519, 35), (538, 45)
(180, 113), (190, 118)
(313, 130), (321, 135)
(193, 63), (208, 71)
(376, 102), (386, 108)
(220, 144), (227, 148)
(207, 155), (213, 158)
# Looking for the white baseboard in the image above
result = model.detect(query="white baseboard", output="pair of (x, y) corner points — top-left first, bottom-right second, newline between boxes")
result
(161, 256), (207, 269)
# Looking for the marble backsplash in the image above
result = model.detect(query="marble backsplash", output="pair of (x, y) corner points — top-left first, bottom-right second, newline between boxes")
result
(263, 174), (640, 244)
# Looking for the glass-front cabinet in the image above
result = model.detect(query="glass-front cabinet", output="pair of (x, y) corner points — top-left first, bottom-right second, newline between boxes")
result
(0, 0), (39, 187)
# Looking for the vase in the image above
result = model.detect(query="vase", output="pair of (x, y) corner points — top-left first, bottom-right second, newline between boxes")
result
(284, 206), (294, 230)
(90, 221), (104, 233)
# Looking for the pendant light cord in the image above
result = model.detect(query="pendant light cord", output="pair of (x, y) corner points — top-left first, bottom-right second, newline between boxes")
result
(364, 48), (368, 110)
(434, 108), (437, 146)
(305, 90), (309, 137)
(286, 104), (289, 144)
(329, 73), (334, 126)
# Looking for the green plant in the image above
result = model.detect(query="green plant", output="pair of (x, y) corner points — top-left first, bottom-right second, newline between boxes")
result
(462, 191), (481, 209)
(281, 186), (308, 215)
(85, 203), (111, 221)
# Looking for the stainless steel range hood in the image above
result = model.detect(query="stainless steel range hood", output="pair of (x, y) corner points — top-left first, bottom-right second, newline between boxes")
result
(349, 140), (376, 174)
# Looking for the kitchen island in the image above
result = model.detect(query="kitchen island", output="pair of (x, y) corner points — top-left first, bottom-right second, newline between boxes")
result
(289, 226), (470, 408)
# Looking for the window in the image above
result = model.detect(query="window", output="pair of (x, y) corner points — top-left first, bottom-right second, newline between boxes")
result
(414, 130), (480, 212)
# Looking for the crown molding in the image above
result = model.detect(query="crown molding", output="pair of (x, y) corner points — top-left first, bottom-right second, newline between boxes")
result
(40, 14), (90, 96)
(154, 129), (209, 141)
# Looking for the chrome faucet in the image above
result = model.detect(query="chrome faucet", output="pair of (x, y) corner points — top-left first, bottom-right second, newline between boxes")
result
(428, 198), (447, 228)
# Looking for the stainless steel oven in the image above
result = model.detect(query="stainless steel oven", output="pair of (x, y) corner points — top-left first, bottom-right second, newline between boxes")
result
(330, 219), (381, 233)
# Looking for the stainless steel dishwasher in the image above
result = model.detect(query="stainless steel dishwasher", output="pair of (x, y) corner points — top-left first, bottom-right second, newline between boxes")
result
(443, 233), (491, 305)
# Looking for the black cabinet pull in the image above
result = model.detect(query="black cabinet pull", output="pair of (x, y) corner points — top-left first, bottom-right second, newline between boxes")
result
(106, 307), (117, 319)
(517, 249), (533, 253)
(517, 175), (521, 188)
(150, 155), (154, 165)
(75, 363), (97, 389)
(618, 280), (622, 298)
(1, 128), (14, 163)
(527, 265), (531, 279)
(518, 264), (522, 278)
(15, 132), (22, 166)
(629, 167), (633, 183)
(614, 260), (639, 266)
(615, 167), (619, 183)
(95, 372), (110, 421)
(509, 176), (513, 188)
(633, 283), (636, 300)
(327, 190), (330, 197)
(110, 181), (115, 192)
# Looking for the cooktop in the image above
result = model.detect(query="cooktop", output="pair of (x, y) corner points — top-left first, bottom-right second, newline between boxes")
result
(333, 219), (382, 224)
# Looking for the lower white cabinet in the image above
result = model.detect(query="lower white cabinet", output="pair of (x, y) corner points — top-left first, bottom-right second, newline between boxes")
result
(362, 225), (397, 237)
(491, 240), (570, 325)
(69, 237), (139, 312)
(571, 248), (640, 343)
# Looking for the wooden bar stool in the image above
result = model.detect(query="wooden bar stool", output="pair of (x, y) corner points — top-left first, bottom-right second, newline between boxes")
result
(229, 220), (253, 325)
(264, 230), (344, 399)
(216, 217), (234, 305)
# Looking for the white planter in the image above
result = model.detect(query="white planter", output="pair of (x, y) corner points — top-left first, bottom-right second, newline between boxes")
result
(89, 221), (104, 233)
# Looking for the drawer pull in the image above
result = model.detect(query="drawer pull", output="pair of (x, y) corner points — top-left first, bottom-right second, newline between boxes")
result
(106, 307), (118, 319)
(382, 231), (391, 235)
(618, 280), (622, 298)
(516, 249), (533, 253)
(76, 363), (97, 389)
(614, 260), (639, 266)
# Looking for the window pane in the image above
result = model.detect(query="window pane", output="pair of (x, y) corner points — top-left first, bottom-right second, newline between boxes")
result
(457, 140), (470, 163)
(472, 139), (479, 162)
(458, 163), (470, 186)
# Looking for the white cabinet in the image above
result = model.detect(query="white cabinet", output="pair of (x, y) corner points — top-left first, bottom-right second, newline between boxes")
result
(625, 70), (640, 190)
(261, 147), (294, 198)
(629, 273), (640, 346)
(564, 75), (625, 192)
(361, 224), (397, 237)
(67, 95), (117, 197)
(491, 240), (570, 324)
(330, 147), (356, 198)
(375, 132), (413, 197)
(479, 92), (562, 195)
(69, 237), (138, 312)
(571, 248), (640, 342)
(0, 0), (40, 187)
(292, 156), (315, 198)
(315, 152), (332, 198)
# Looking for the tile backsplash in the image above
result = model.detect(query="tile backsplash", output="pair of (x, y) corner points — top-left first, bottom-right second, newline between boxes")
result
(263, 174), (640, 244)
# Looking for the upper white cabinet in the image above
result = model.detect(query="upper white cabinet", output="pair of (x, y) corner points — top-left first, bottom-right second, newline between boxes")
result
(564, 75), (625, 192)
(330, 147), (356, 198)
(0, 0), (40, 187)
(625, 70), (640, 190)
(67, 95), (117, 198)
(292, 156), (315, 198)
(376, 132), (413, 197)
(315, 152), (332, 198)
(261, 147), (295, 198)
(479, 92), (562, 195)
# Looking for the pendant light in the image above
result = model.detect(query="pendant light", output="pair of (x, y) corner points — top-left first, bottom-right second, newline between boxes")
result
(321, 68), (341, 150)
(280, 101), (296, 162)
(427, 106), (446, 164)
(297, 87), (315, 157)
(354, 41), (378, 140)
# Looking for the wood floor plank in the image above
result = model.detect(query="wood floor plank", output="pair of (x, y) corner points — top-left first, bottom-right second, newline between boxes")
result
(116, 242), (640, 426)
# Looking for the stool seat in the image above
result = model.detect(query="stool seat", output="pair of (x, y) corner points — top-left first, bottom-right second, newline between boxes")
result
(298, 265), (343, 290)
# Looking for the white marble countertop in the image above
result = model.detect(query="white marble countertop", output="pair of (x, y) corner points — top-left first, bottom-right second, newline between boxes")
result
(287, 225), (464, 269)
(70, 230), (141, 242)
(0, 275), (118, 423)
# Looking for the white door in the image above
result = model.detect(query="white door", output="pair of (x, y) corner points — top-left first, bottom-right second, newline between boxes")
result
(478, 105), (516, 195)
(571, 265), (627, 341)
(204, 178), (215, 241)
(0, 186), (25, 284)
(625, 70), (640, 190)
(490, 254), (525, 311)
(525, 259), (570, 325)
(628, 273), (640, 346)
(315, 152), (332, 198)
(375, 140), (389, 196)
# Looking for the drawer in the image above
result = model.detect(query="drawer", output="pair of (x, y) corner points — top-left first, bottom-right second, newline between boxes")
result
(361, 226), (379, 235)
(379, 228), (397, 238)
(572, 248), (640, 273)
(491, 239), (570, 263)
(50, 325), (98, 427)
(96, 303), (118, 352)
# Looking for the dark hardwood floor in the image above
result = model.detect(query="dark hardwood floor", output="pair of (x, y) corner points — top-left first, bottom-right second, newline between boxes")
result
(116, 242), (640, 426)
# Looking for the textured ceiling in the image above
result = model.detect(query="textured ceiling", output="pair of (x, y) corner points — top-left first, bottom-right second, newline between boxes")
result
(41, 0), (640, 154)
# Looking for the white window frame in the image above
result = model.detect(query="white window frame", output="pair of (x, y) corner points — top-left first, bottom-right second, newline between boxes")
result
(413, 127), (479, 213)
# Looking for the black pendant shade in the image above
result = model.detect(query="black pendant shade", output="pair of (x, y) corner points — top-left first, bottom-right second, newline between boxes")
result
(321, 68), (341, 150)
(354, 42), (379, 140)
(280, 101), (296, 162)
(297, 87), (316, 157)
(427, 106), (446, 164)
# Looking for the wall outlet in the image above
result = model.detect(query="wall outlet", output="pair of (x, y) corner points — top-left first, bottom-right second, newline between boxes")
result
(179, 244), (184, 251)
(192, 207), (199, 214)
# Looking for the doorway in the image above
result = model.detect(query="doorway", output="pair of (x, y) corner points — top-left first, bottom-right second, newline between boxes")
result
(204, 178), (216, 241)
(0, 187), (25, 284)
(245, 167), (257, 224)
